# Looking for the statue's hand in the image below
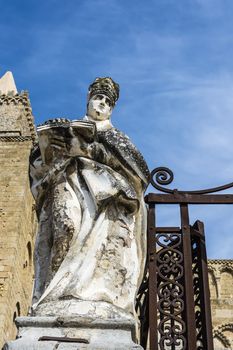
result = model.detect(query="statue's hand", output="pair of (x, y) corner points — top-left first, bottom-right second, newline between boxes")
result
(50, 134), (69, 152)
(47, 129), (73, 162)
(49, 127), (76, 155)
(49, 127), (90, 157)
(70, 134), (85, 156)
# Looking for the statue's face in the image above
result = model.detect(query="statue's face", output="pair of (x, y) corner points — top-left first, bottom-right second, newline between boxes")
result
(87, 94), (113, 121)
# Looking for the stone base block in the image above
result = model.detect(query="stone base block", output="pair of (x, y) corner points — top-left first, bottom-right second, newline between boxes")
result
(3, 316), (143, 350)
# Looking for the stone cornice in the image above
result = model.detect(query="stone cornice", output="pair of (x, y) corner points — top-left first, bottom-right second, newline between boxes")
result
(208, 259), (233, 265)
(0, 136), (33, 142)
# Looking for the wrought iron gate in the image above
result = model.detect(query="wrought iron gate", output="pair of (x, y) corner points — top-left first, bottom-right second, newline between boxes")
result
(136, 167), (233, 350)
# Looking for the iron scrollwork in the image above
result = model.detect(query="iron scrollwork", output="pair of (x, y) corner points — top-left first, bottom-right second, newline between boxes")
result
(192, 235), (204, 350)
(151, 166), (233, 194)
(157, 233), (186, 349)
(135, 263), (149, 349)
(137, 166), (216, 350)
(191, 220), (211, 350)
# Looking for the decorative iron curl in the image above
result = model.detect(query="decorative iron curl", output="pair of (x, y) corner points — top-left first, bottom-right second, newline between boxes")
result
(151, 167), (174, 193)
(151, 166), (233, 194)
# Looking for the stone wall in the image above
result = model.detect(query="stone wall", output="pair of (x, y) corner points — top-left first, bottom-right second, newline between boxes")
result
(209, 259), (233, 349)
(0, 92), (37, 348)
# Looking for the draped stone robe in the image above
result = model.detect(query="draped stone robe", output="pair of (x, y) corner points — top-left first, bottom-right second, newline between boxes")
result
(29, 118), (150, 322)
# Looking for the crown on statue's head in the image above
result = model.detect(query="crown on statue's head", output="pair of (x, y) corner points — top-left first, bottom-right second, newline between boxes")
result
(88, 77), (119, 106)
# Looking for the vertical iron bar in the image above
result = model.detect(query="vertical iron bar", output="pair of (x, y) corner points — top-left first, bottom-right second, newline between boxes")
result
(171, 303), (175, 350)
(196, 221), (214, 350)
(148, 203), (157, 350)
(180, 204), (197, 350)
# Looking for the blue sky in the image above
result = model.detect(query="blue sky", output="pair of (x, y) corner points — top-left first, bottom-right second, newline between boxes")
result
(1, 0), (233, 258)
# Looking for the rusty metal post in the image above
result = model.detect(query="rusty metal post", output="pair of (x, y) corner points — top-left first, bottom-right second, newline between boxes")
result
(192, 221), (214, 350)
(180, 204), (197, 350)
(148, 203), (158, 350)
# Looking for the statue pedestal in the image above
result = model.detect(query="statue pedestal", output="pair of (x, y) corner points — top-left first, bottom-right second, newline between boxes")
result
(4, 316), (143, 350)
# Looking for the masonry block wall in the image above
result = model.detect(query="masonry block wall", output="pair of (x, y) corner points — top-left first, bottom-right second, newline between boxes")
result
(0, 92), (37, 347)
(208, 259), (233, 349)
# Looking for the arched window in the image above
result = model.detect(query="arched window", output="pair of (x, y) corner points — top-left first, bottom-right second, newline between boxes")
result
(13, 302), (21, 322)
(24, 241), (32, 268)
(208, 271), (218, 299)
(16, 302), (20, 316)
(220, 270), (233, 299)
(27, 241), (32, 267)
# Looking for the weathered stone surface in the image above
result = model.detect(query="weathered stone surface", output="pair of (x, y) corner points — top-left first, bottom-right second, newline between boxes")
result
(0, 91), (37, 142)
(29, 78), (149, 327)
(3, 316), (143, 349)
(208, 259), (233, 349)
(0, 89), (37, 348)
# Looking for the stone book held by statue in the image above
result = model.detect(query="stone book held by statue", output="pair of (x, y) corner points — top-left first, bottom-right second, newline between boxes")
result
(37, 119), (96, 165)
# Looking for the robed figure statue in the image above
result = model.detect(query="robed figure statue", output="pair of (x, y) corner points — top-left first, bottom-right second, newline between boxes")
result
(29, 77), (150, 324)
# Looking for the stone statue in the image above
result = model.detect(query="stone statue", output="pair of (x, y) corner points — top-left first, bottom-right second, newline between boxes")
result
(29, 77), (150, 325)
